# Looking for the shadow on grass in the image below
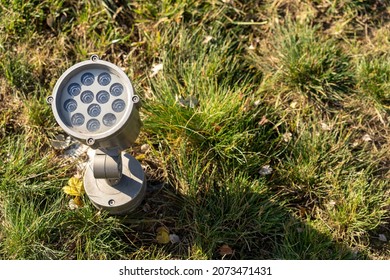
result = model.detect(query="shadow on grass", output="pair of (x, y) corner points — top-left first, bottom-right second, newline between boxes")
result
(119, 163), (369, 260)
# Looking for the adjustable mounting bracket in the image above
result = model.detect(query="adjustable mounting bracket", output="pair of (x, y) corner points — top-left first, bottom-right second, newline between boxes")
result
(84, 150), (146, 214)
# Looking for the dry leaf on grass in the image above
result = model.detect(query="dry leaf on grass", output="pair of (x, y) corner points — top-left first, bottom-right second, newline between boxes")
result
(63, 176), (84, 197)
(283, 132), (292, 142)
(135, 154), (146, 161)
(169, 234), (180, 244)
(156, 227), (170, 244)
(141, 144), (150, 153)
(258, 115), (269, 126)
(68, 196), (84, 210)
(378, 234), (387, 242)
(362, 134), (372, 142)
(150, 63), (163, 77)
(321, 122), (332, 131)
(219, 244), (234, 256)
(259, 165), (273, 176)
(290, 101), (298, 109)
(203, 35), (213, 44)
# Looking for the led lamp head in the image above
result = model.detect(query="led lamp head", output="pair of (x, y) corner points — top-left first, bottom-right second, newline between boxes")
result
(48, 54), (141, 151)
(47, 55), (146, 214)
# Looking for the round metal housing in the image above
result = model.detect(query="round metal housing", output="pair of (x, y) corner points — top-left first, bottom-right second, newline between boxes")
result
(48, 56), (141, 150)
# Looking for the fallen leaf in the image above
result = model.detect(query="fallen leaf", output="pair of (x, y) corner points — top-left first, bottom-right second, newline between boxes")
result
(135, 154), (146, 161)
(378, 234), (387, 242)
(219, 244), (234, 256)
(156, 227), (170, 244)
(63, 176), (84, 197)
(362, 134), (372, 142)
(290, 101), (298, 109)
(46, 14), (55, 28)
(258, 115), (269, 126)
(68, 199), (79, 210)
(328, 200), (336, 209)
(73, 196), (83, 206)
(321, 122), (332, 131)
(150, 63), (163, 77)
(282, 132), (292, 142)
(68, 196), (84, 210)
(213, 123), (222, 132)
(202, 35), (213, 44)
(169, 234), (180, 244)
(141, 144), (150, 153)
(174, 15), (182, 24)
(352, 140), (360, 148)
(259, 165), (273, 176)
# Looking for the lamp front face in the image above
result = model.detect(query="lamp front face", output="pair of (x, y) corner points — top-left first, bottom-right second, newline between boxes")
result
(49, 56), (140, 150)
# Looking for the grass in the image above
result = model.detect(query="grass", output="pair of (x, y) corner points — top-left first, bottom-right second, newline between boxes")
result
(0, 0), (389, 260)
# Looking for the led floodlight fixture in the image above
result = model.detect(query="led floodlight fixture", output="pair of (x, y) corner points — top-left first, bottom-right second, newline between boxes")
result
(47, 55), (146, 214)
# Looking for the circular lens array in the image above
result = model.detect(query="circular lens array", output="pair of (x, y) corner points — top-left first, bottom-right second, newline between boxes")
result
(62, 70), (128, 134)
(96, 91), (110, 104)
(64, 99), (77, 112)
(68, 83), (81, 96)
(103, 113), (116, 127)
(88, 104), (101, 117)
(98, 72), (111, 86)
(71, 113), (85, 126)
(86, 119), (100, 132)
(81, 90), (94, 104)
(110, 83), (123, 96)
(81, 72), (95, 86)
(112, 99), (126, 113)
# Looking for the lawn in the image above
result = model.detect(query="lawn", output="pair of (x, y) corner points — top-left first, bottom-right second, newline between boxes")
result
(0, 0), (389, 259)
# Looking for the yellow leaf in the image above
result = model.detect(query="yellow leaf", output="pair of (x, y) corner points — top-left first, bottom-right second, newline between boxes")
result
(73, 196), (84, 207)
(156, 226), (170, 244)
(63, 176), (84, 197)
(68, 196), (84, 210)
(135, 154), (146, 161)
